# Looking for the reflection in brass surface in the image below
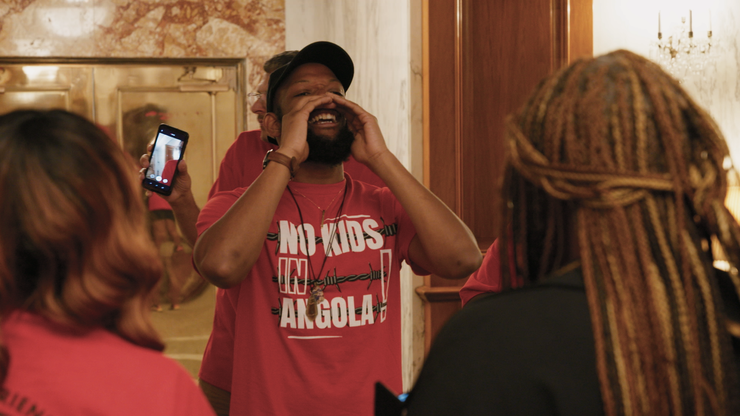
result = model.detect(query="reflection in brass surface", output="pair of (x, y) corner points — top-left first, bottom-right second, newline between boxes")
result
(0, 58), (248, 304)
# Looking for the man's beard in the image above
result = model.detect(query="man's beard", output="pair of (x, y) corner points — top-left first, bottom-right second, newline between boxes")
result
(304, 124), (355, 166)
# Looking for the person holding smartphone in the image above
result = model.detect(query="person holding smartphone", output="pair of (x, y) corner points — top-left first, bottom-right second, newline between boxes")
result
(0, 109), (215, 415)
(142, 126), (189, 312)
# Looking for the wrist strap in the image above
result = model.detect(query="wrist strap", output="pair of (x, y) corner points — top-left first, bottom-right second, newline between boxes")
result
(264, 150), (298, 178)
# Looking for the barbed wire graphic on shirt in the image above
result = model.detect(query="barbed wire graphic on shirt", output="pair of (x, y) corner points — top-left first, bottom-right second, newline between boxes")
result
(272, 263), (386, 292)
(267, 218), (398, 254)
(271, 293), (387, 322)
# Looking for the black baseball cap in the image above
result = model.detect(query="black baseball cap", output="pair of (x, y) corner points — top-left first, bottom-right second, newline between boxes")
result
(266, 41), (354, 113)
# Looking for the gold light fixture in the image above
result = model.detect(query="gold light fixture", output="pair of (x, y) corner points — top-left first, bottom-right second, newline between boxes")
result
(650, 10), (715, 83)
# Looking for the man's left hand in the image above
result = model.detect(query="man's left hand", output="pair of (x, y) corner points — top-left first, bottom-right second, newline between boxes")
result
(332, 95), (390, 166)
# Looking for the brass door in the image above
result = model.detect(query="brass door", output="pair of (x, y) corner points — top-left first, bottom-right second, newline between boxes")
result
(0, 58), (248, 299)
(0, 59), (247, 209)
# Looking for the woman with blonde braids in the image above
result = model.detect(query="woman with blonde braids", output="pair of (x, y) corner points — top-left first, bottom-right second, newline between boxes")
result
(0, 110), (215, 415)
(397, 50), (740, 415)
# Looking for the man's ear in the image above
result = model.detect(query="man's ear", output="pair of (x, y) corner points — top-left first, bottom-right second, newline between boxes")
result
(263, 113), (281, 139)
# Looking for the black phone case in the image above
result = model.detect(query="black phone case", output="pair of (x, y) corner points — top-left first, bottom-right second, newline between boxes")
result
(141, 124), (189, 196)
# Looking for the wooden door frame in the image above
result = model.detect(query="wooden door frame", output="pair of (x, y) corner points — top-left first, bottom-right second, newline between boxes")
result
(417, 0), (592, 354)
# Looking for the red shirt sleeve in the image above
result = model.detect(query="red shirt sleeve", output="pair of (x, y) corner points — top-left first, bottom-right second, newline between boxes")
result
(197, 188), (246, 237)
(378, 186), (430, 276)
(459, 238), (518, 306)
(208, 130), (276, 199)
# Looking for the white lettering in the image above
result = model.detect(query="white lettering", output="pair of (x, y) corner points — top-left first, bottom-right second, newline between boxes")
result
(316, 299), (331, 329)
(361, 294), (375, 325)
(280, 298), (296, 328)
(278, 258), (308, 294)
(347, 220), (365, 252)
(336, 221), (351, 253)
(295, 298), (315, 329)
(297, 224), (316, 256)
(278, 257), (289, 293)
(279, 221), (298, 254)
(331, 297), (348, 328)
(322, 223), (343, 256)
(279, 296), (381, 330)
(363, 219), (383, 249)
(380, 249), (392, 302)
(348, 296), (362, 327)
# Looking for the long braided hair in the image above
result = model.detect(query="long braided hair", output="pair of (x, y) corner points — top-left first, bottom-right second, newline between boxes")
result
(500, 50), (740, 415)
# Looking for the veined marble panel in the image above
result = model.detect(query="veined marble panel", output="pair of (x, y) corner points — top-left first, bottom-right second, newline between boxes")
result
(0, 0), (286, 115)
(285, 0), (424, 391)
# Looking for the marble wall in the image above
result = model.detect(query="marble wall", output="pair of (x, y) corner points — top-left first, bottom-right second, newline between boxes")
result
(0, 0), (286, 129)
(284, 0), (425, 390)
(594, 0), (740, 161)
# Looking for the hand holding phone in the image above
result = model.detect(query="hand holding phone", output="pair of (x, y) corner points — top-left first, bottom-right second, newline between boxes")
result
(141, 124), (189, 196)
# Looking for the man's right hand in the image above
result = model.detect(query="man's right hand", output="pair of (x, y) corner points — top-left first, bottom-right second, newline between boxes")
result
(269, 94), (336, 163)
(139, 143), (201, 246)
(139, 143), (193, 206)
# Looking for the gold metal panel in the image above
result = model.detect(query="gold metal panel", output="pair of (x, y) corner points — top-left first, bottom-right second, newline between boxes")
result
(0, 65), (93, 116)
(0, 58), (247, 208)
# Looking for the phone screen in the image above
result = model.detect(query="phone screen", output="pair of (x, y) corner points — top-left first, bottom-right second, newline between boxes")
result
(142, 124), (188, 195)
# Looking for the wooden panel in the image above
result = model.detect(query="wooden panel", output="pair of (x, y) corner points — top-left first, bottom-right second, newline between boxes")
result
(552, 0), (570, 69)
(419, 0), (593, 355)
(570, 0), (594, 61)
(421, 0), (462, 355)
(424, 0), (457, 211)
(416, 286), (464, 352)
(460, 0), (554, 253)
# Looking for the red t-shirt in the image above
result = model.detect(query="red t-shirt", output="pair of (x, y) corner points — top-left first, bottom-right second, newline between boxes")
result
(197, 176), (423, 415)
(198, 130), (386, 392)
(160, 159), (178, 185)
(0, 311), (215, 416)
(459, 238), (521, 306)
(148, 192), (172, 211)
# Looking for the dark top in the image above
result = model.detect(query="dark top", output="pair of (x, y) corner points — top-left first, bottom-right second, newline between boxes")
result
(378, 266), (740, 415)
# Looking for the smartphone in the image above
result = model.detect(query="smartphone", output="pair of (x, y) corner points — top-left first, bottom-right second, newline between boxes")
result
(141, 124), (189, 196)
